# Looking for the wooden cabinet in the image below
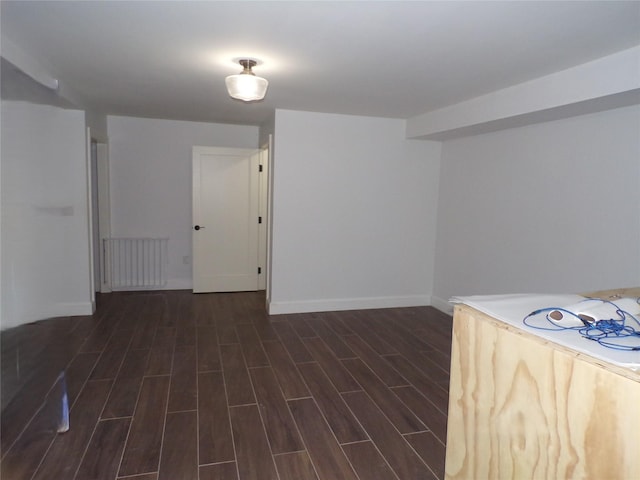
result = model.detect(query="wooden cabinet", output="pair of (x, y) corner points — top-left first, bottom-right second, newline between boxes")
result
(445, 304), (640, 480)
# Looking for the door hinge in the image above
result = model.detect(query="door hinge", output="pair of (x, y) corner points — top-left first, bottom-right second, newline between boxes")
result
(258, 216), (262, 224)
(259, 164), (263, 172)
(258, 267), (262, 274)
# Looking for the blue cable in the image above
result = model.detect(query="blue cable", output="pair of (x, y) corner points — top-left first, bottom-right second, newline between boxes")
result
(523, 298), (640, 351)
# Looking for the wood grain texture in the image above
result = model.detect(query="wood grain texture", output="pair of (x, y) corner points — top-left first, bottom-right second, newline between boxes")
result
(271, 322), (314, 363)
(175, 324), (196, 347)
(235, 324), (270, 367)
(252, 321), (279, 343)
(321, 311), (354, 336)
(158, 411), (198, 480)
(296, 362), (367, 444)
(342, 358), (426, 434)
(391, 385), (448, 444)
(445, 305), (640, 480)
(341, 441), (399, 480)
(145, 346), (173, 376)
(192, 293), (213, 326)
(413, 334), (451, 373)
(74, 418), (131, 480)
(404, 431), (445, 480)
(220, 343), (256, 406)
(199, 462), (238, 480)
(217, 321), (240, 344)
(197, 326), (221, 372)
(90, 329), (132, 380)
(343, 391), (436, 480)
(305, 317), (356, 359)
(273, 451), (319, 480)
(283, 315), (316, 339)
(230, 405), (279, 480)
(102, 377), (142, 419)
(167, 346), (197, 412)
(79, 320), (116, 353)
(64, 352), (102, 408)
(261, 340), (310, 399)
(341, 334), (408, 387)
(118, 474), (157, 480)
(152, 327), (176, 349)
(248, 367), (304, 454)
(0, 399), (57, 480)
(288, 398), (359, 480)
(129, 322), (158, 350)
(31, 379), (113, 480)
(302, 337), (360, 393)
(1, 291), (452, 480)
(118, 376), (170, 477)
(102, 349), (149, 418)
(584, 286), (640, 301)
(198, 371), (235, 464)
(341, 312), (397, 356)
(383, 353), (449, 414)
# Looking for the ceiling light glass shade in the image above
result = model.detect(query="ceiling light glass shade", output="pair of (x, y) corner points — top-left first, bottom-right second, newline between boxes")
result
(225, 59), (268, 101)
(225, 74), (268, 101)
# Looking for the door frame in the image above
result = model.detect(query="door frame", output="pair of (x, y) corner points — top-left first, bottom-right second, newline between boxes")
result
(262, 135), (274, 307)
(86, 127), (111, 299)
(257, 142), (270, 291)
(96, 141), (111, 293)
(192, 146), (266, 293)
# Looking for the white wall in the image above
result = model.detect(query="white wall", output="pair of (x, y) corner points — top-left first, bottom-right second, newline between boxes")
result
(432, 105), (640, 311)
(259, 111), (275, 149)
(1, 101), (93, 329)
(269, 109), (441, 314)
(85, 109), (108, 142)
(407, 46), (640, 140)
(107, 115), (259, 289)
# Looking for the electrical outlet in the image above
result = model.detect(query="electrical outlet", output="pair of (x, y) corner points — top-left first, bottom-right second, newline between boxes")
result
(183, 255), (190, 265)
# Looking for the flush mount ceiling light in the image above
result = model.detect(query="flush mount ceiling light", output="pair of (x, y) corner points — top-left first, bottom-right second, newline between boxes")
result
(225, 59), (268, 102)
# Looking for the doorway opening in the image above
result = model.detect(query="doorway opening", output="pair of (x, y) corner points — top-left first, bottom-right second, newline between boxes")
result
(191, 143), (270, 294)
(87, 130), (111, 298)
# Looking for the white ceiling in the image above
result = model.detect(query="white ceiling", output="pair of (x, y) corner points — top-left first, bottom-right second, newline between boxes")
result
(2, 1), (639, 126)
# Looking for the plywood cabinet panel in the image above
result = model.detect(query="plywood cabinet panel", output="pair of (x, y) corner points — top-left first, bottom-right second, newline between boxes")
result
(445, 305), (640, 480)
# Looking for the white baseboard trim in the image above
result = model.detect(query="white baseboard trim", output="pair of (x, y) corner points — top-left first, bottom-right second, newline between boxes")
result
(2, 301), (95, 330)
(268, 294), (432, 315)
(430, 295), (454, 315)
(49, 301), (95, 317)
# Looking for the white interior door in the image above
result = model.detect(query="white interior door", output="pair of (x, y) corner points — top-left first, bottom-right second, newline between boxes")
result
(192, 146), (260, 293)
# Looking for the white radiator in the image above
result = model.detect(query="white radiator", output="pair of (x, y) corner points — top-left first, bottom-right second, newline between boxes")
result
(104, 237), (168, 291)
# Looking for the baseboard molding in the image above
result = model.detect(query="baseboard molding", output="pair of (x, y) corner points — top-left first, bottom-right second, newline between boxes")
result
(2, 301), (95, 331)
(267, 294), (432, 315)
(47, 301), (95, 318)
(430, 295), (454, 315)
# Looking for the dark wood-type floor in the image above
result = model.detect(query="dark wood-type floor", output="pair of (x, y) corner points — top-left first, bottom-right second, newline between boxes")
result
(1, 290), (452, 480)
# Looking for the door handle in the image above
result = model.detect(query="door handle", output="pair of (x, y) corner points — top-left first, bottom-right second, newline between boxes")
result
(194, 225), (205, 231)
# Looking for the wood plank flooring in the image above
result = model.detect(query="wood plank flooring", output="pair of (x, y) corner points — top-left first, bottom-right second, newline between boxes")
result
(0, 290), (452, 480)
